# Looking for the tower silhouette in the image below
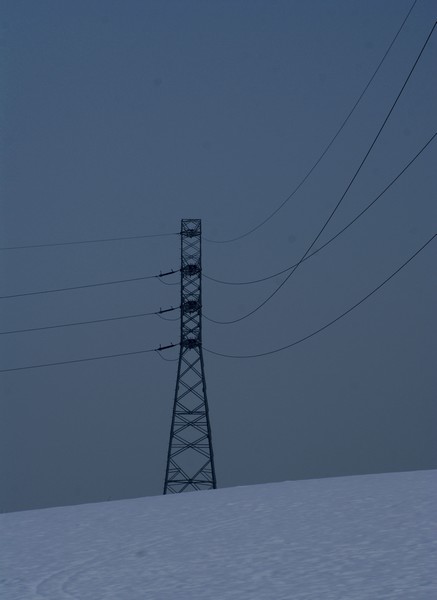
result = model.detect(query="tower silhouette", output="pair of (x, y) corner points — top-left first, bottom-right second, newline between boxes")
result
(163, 219), (216, 493)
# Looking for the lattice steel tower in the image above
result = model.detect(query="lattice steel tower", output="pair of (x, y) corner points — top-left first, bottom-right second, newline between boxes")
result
(163, 219), (216, 494)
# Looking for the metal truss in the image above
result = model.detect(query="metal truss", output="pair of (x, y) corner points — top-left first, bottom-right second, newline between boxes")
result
(163, 219), (216, 494)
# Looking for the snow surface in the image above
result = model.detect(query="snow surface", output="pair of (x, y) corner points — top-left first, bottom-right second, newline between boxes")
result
(1, 470), (436, 599)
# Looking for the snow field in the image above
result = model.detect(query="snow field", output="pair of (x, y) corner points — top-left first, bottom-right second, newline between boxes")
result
(1, 470), (436, 599)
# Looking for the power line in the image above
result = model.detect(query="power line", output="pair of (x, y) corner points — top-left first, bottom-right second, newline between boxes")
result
(0, 269), (178, 300)
(0, 344), (179, 373)
(204, 234), (436, 359)
(157, 312), (180, 322)
(204, 23), (436, 325)
(3, 236), (434, 369)
(0, 232), (179, 251)
(204, 132), (436, 287)
(158, 277), (179, 286)
(156, 350), (179, 362)
(203, 0), (418, 244)
(0, 307), (179, 336)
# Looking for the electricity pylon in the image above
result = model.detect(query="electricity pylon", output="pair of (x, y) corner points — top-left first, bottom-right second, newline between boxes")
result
(163, 219), (217, 493)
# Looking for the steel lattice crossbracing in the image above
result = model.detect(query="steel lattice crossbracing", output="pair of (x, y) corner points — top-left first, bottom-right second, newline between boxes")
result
(163, 219), (216, 493)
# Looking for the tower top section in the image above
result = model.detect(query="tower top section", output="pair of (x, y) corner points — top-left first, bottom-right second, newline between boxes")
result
(181, 219), (201, 236)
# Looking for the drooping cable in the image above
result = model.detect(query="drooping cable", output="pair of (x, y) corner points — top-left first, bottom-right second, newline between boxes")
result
(0, 269), (178, 300)
(203, 0), (418, 244)
(158, 277), (179, 286)
(204, 132), (436, 286)
(156, 351), (179, 362)
(157, 312), (180, 322)
(0, 307), (179, 336)
(0, 232), (179, 251)
(0, 344), (179, 373)
(204, 234), (436, 359)
(204, 23), (436, 325)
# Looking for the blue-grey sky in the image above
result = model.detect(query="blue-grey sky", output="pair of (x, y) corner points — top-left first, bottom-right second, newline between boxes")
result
(1, 0), (436, 512)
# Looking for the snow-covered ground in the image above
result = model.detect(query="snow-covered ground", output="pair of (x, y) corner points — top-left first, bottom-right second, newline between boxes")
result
(1, 470), (436, 599)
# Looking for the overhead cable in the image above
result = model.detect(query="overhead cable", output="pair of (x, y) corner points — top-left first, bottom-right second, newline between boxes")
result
(157, 312), (180, 322)
(158, 277), (179, 286)
(204, 0), (418, 244)
(0, 232), (178, 251)
(204, 23), (436, 325)
(0, 307), (179, 336)
(157, 351), (179, 362)
(204, 234), (436, 359)
(204, 132), (436, 286)
(0, 269), (178, 300)
(0, 343), (179, 373)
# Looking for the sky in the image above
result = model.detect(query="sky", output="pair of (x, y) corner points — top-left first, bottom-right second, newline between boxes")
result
(0, 0), (436, 512)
